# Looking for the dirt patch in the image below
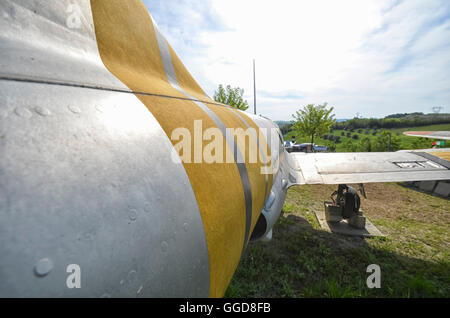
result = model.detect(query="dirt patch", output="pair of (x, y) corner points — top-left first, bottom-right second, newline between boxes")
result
(289, 183), (450, 225)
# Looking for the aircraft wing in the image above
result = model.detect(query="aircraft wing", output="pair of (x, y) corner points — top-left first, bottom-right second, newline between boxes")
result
(403, 131), (450, 140)
(290, 150), (450, 185)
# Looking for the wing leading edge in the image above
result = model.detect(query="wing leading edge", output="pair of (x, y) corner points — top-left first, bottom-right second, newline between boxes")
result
(290, 150), (450, 185)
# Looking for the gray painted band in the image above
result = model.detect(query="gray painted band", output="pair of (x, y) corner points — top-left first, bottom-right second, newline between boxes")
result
(150, 17), (254, 250)
(414, 152), (450, 169)
(230, 108), (269, 202)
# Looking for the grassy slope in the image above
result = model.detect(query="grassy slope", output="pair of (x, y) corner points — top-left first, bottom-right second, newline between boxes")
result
(284, 123), (450, 151)
(225, 183), (449, 298)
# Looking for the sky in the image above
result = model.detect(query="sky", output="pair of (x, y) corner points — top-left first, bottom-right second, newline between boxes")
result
(143, 0), (450, 120)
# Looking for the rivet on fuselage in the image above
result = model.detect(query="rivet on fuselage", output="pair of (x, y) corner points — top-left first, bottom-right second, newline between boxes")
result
(34, 258), (53, 277)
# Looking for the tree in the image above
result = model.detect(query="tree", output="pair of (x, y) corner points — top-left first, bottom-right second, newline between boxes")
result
(357, 136), (372, 152)
(291, 103), (335, 146)
(279, 123), (293, 136)
(213, 84), (249, 111)
(342, 139), (358, 152)
(373, 131), (400, 152)
(411, 137), (431, 149)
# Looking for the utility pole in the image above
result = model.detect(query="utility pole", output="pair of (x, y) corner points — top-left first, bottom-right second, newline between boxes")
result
(432, 106), (443, 114)
(388, 132), (391, 152)
(253, 59), (256, 115)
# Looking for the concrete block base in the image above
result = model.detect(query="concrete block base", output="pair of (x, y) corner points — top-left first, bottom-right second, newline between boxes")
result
(324, 201), (342, 223)
(419, 181), (437, 192)
(314, 209), (384, 238)
(348, 213), (366, 229)
(434, 182), (450, 197)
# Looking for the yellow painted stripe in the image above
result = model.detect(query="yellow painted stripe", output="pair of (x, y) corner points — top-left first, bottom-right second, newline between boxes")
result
(90, 0), (186, 100)
(430, 151), (450, 162)
(231, 110), (274, 202)
(90, 0), (271, 297)
(167, 32), (273, 235)
(206, 105), (271, 235)
(137, 95), (246, 298)
(166, 43), (210, 101)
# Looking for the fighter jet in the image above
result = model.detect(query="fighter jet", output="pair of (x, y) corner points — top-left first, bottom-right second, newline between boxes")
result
(1, 0), (449, 298)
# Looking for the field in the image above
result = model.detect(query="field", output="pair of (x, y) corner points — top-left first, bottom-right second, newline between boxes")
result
(284, 123), (450, 152)
(225, 183), (450, 298)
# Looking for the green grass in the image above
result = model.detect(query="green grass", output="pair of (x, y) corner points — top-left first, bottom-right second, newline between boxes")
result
(225, 183), (450, 298)
(285, 123), (450, 152)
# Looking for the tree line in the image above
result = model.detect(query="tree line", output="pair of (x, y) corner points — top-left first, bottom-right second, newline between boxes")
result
(280, 113), (450, 134)
(334, 114), (450, 130)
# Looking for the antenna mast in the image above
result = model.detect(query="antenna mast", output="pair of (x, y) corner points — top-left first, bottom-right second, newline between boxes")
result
(253, 59), (256, 115)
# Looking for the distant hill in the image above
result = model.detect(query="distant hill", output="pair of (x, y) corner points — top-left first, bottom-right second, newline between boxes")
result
(274, 120), (293, 126)
(276, 113), (449, 130)
(275, 119), (347, 126)
(384, 112), (450, 120)
(334, 113), (450, 130)
(384, 112), (425, 119)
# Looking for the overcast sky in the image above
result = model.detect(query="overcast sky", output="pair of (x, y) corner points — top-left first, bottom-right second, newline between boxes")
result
(143, 0), (450, 120)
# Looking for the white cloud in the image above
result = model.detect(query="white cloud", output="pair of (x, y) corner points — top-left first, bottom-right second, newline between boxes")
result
(144, 0), (450, 120)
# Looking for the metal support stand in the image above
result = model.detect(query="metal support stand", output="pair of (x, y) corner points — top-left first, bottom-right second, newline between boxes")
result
(315, 184), (384, 237)
(325, 184), (367, 229)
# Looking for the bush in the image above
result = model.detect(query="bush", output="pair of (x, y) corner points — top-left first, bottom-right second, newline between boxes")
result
(373, 131), (400, 151)
(341, 139), (358, 152)
(411, 137), (431, 149)
(357, 137), (372, 152)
